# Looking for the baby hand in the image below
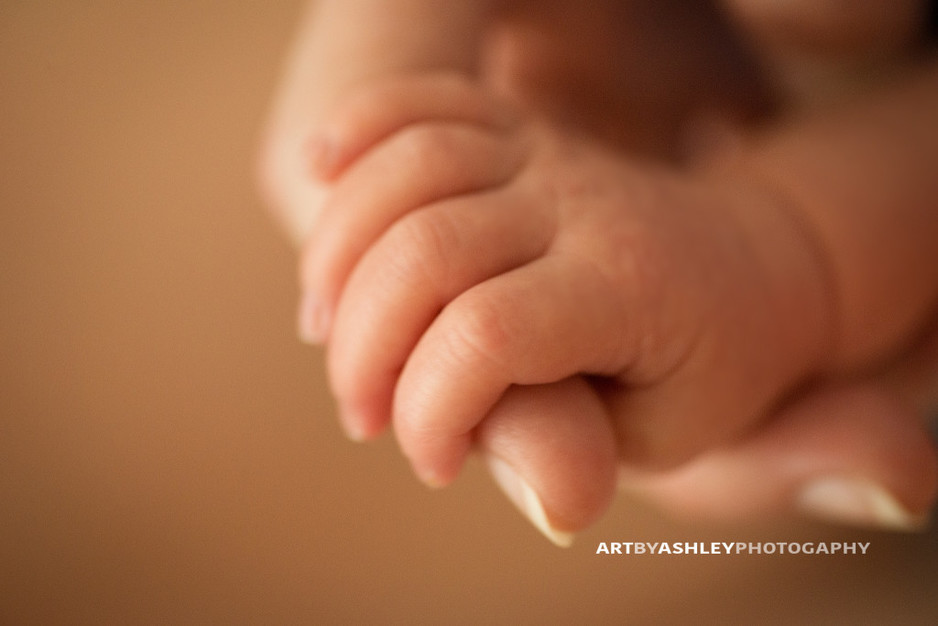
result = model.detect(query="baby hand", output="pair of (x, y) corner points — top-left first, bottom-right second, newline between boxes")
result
(299, 73), (834, 489)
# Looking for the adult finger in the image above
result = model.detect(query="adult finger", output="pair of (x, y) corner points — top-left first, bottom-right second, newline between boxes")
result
(476, 378), (618, 547)
(619, 382), (937, 530)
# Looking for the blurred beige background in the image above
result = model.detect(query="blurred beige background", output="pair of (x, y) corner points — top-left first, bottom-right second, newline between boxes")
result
(1, 2), (937, 623)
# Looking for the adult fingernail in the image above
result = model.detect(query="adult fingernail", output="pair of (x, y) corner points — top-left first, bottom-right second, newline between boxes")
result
(485, 455), (574, 548)
(797, 477), (929, 532)
(297, 291), (329, 345)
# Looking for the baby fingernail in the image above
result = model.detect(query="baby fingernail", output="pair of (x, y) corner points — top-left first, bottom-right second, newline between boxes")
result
(334, 406), (364, 443)
(415, 466), (448, 490)
(297, 291), (329, 345)
(485, 455), (574, 548)
(797, 477), (929, 532)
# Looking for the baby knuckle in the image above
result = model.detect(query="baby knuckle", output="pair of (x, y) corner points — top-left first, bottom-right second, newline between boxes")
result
(610, 209), (682, 299)
(340, 84), (404, 130)
(616, 234), (669, 302)
(445, 293), (518, 369)
(382, 211), (459, 286)
(398, 126), (459, 171)
(574, 224), (659, 313)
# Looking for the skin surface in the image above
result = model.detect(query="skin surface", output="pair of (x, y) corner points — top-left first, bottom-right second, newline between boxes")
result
(259, 0), (938, 539)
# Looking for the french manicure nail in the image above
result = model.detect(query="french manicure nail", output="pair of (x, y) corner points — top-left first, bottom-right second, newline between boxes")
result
(485, 455), (574, 547)
(297, 291), (329, 345)
(797, 476), (928, 532)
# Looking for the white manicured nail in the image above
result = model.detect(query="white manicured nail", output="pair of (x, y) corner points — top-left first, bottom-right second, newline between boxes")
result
(797, 477), (928, 532)
(485, 455), (574, 547)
